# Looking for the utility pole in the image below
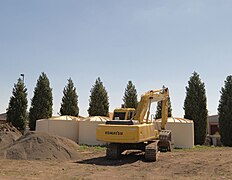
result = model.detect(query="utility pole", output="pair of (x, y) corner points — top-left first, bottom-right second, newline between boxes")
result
(20, 74), (25, 83)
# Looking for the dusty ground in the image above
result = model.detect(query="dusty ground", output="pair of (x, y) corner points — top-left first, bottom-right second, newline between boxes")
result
(0, 146), (232, 180)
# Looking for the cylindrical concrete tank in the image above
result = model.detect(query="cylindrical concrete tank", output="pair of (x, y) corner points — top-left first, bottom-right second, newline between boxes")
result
(155, 117), (194, 148)
(79, 116), (109, 146)
(36, 116), (82, 143)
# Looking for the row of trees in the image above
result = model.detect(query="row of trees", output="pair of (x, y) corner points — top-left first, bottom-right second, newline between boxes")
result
(6, 73), (136, 132)
(7, 73), (53, 132)
(6, 72), (232, 147)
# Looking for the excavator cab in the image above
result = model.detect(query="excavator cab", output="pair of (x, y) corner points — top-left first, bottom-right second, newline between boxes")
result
(107, 108), (136, 125)
(112, 108), (135, 120)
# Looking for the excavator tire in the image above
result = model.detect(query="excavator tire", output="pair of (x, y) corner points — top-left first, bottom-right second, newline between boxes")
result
(106, 143), (122, 159)
(145, 142), (158, 162)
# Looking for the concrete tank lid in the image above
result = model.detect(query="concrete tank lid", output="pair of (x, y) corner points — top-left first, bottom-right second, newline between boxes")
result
(48, 116), (83, 121)
(83, 116), (109, 122)
(156, 117), (193, 123)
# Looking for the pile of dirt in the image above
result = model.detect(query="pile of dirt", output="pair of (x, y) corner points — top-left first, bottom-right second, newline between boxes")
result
(0, 123), (22, 150)
(0, 131), (82, 161)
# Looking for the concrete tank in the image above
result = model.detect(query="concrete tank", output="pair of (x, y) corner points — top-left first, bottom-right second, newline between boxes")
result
(79, 116), (109, 146)
(36, 116), (82, 143)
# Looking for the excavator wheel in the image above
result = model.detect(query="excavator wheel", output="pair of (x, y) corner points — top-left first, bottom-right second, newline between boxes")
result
(106, 143), (122, 159)
(145, 142), (158, 162)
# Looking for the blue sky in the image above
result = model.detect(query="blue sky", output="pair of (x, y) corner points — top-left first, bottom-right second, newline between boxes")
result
(0, 0), (232, 117)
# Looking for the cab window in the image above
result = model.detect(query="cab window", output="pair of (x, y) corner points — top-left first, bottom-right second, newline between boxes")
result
(113, 112), (126, 120)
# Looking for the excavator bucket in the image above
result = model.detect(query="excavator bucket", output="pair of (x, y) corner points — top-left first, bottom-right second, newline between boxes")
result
(158, 130), (172, 152)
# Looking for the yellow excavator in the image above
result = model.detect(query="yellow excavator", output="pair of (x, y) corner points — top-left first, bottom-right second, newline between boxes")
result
(96, 87), (172, 161)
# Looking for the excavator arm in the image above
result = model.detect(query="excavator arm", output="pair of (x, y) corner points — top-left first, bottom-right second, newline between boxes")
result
(161, 88), (169, 129)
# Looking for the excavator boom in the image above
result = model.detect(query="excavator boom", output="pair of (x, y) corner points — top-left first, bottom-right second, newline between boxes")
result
(133, 87), (169, 126)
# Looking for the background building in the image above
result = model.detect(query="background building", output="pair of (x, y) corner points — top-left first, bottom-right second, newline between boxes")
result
(207, 115), (219, 135)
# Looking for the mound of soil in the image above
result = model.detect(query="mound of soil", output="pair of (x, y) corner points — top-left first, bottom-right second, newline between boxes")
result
(0, 123), (22, 150)
(0, 131), (82, 161)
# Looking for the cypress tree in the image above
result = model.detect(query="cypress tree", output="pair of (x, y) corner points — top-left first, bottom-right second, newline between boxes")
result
(88, 77), (109, 116)
(29, 72), (53, 130)
(60, 78), (79, 116)
(155, 96), (172, 119)
(218, 75), (232, 146)
(184, 71), (208, 145)
(6, 78), (28, 133)
(123, 81), (138, 109)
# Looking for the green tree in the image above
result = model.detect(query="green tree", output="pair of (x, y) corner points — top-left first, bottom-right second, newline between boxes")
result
(123, 81), (138, 109)
(88, 77), (109, 116)
(184, 72), (208, 145)
(6, 78), (28, 133)
(218, 75), (232, 146)
(29, 72), (53, 130)
(60, 78), (79, 116)
(155, 96), (172, 119)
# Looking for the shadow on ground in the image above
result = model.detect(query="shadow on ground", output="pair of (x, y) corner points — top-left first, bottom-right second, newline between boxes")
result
(75, 151), (149, 166)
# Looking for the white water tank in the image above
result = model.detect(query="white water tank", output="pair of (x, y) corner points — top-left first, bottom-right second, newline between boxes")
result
(79, 116), (109, 145)
(155, 117), (194, 148)
(36, 116), (82, 142)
